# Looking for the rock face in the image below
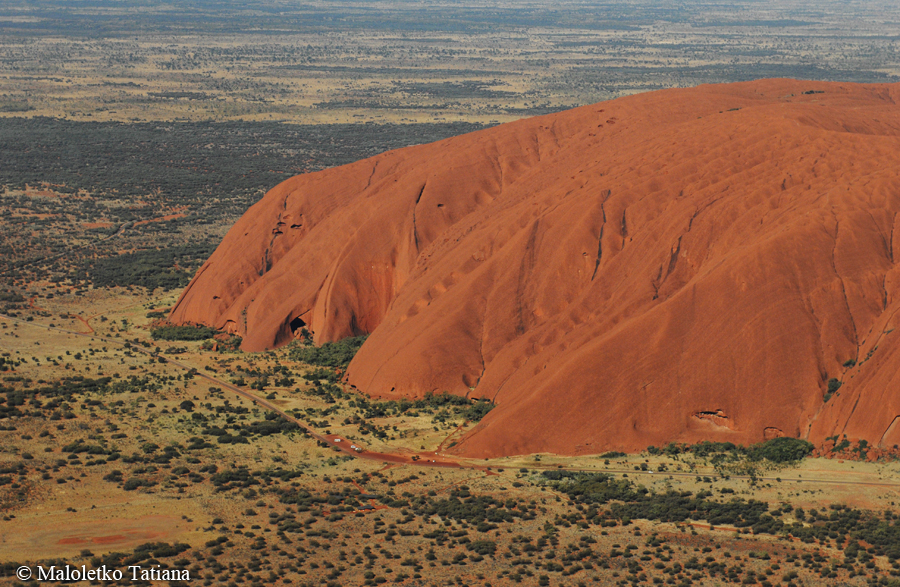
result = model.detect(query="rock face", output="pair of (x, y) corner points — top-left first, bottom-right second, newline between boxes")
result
(171, 79), (900, 458)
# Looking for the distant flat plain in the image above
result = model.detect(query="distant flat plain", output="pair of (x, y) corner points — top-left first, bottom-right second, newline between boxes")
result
(0, 0), (897, 125)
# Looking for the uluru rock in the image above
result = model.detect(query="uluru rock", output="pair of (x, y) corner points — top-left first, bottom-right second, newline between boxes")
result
(170, 79), (900, 458)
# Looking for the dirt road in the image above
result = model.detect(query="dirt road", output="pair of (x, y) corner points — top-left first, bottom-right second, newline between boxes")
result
(5, 313), (900, 489)
(0, 313), (463, 469)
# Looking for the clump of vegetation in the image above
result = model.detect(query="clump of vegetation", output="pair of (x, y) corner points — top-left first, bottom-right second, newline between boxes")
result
(151, 323), (218, 341)
(200, 411), (302, 445)
(350, 391), (495, 423)
(0, 356), (16, 372)
(0, 290), (24, 303)
(539, 468), (900, 555)
(217, 334), (242, 351)
(289, 335), (368, 368)
(302, 367), (341, 384)
(88, 542), (189, 568)
(746, 437), (814, 463)
(824, 377), (842, 401)
(648, 437), (813, 464)
(200, 333), (242, 352)
(79, 245), (214, 290)
(404, 485), (534, 528)
(831, 435), (852, 452)
(1, 375), (113, 419)
(462, 398), (495, 421)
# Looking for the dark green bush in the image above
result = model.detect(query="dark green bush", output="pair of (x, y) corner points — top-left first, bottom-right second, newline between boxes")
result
(462, 399), (495, 421)
(122, 478), (153, 491)
(151, 324), (218, 341)
(79, 245), (215, 290)
(467, 540), (497, 555)
(289, 335), (368, 368)
(133, 542), (190, 558)
(747, 437), (814, 463)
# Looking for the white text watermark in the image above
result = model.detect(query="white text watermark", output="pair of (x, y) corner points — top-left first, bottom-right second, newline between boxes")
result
(16, 564), (190, 582)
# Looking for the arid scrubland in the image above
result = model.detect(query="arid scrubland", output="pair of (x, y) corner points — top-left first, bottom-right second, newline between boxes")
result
(0, 0), (898, 125)
(3, 1), (900, 585)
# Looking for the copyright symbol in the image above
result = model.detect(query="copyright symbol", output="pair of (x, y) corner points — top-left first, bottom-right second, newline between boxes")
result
(16, 566), (31, 580)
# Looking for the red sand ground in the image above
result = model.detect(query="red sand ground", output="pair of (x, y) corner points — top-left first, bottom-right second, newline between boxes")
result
(170, 79), (900, 458)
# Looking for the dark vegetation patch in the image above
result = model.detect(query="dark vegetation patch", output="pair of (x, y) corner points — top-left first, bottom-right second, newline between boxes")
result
(289, 335), (368, 369)
(1, 363), (898, 586)
(0, 118), (487, 290)
(2, 542), (191, 585)
(0, 290), (25, 303)
(209, 465), (304, 493)
(404, 485), (534, 528)
(0, 355), (19, 372)
(343, 392), (495, 432)
(541, 470), (900, 558)
(148, 91), (213, 100)
(0, 118), (487, 214)
(647, 437), (814, 463)
(0, 375), (114, 419)
(393, 80), (514, 99)
(200, 411), (302, 445)
(151, 323), (219, 341)
(77, 244), (216, 290)
(600, 451), (627, 459)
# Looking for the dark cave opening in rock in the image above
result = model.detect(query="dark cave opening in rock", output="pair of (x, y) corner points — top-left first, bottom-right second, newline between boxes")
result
(289, 316), (306, 335)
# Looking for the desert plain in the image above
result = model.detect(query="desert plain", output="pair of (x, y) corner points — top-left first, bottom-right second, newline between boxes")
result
(4, 1), (900, 586)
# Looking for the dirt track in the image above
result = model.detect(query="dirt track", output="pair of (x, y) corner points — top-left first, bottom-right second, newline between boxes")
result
(0, 313), (465, 470)
(6, 313), (900, 490)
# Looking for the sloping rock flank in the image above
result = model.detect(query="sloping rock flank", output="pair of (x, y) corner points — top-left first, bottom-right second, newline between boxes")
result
(171, 79), (900, 457)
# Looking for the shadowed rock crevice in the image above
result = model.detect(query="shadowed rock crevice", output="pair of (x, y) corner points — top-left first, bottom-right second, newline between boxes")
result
(289, 316), (306, 335)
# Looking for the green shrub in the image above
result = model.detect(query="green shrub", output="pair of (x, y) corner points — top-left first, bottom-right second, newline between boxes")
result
(78, 245), (215, 291)
(151, 324), (218, 341)
(289, 335), (368, 368)
(463, 399), (495, 421)
(133, 542), (190, 558)
(122, 478), (152, 491)
(467, 540), (497, 555)
(747, 437), (814, 463)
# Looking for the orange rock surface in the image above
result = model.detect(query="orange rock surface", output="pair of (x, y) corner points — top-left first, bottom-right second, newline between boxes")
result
(170, 79), (900, 457)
